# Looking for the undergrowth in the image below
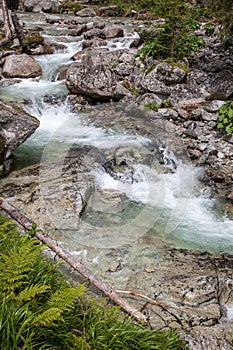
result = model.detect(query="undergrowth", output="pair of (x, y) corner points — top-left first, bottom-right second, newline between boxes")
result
(217, 100), (233, 134)
(0, 216), (187, 349)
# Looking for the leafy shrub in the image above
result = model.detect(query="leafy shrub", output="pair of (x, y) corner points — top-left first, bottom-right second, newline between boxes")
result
(217, 100), (233, 134)
(138, 15), (205, 60)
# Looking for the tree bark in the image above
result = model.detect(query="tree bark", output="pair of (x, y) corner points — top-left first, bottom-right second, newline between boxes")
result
(0, 0), (12, 45)
(11, 10), (28, 53)
(0, 197), (148, 325)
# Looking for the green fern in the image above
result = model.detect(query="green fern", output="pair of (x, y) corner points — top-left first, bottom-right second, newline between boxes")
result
(0, 238), (42, 293)
(17, 284), (51, 302)
(32, 307), (64, 327)
(48, 285), (86, 311)
(32, 286), (86, 327)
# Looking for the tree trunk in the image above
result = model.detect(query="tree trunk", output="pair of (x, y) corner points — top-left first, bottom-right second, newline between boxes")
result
(11, 9), (28, 53)
(0, 197), (148, 325)
(0, 0), (12, 45)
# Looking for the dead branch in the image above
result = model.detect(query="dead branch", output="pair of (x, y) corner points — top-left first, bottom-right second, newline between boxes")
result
(0, 0), (13, 46)
(116, 290), (183, 327)
(0, 197), (147, 325)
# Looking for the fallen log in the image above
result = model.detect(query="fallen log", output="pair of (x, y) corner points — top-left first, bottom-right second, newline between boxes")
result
(0, 197), (147, 325)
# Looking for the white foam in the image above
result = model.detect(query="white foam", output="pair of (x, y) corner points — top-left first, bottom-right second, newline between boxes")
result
(226, 304), (233, 322)
(94, 163), (233, 252)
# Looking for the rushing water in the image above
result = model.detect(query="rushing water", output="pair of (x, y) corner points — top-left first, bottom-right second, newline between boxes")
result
(1, 24), (233, 260)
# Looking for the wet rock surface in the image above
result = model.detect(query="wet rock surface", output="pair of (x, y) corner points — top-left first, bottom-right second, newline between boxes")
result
(0, 101), (39, 176)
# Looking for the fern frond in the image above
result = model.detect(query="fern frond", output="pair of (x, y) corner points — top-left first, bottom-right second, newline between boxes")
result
(48, 285), (86, 312)
(0, 238), (42, 293)
(32, 307), (64, 327)
(17, 284), (51, 302)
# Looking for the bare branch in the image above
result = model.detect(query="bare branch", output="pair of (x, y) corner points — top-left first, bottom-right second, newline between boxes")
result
(116, 289), (183, 327)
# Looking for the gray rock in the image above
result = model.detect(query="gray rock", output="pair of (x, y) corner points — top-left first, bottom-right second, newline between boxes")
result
(75, 7), (96, 17)
(204, 100), (225, 113)
(24, 0), (61, 13)
(136, 93), (162, 109)
(66, 59), (119, 99)
(205, 70), (233, 100)
(84, 28), (106, 40)
(66, 50), (134, 99)
(152, 62), (187, 84)
(2, 54), (42, 78)
(45, 15), (63, 24)
(104, 26), (124, 38)
(157, 108), (179, 120)
(141, 73), (171, 95)
(0, 101), (39, 176)
(82, 37), (107, 49)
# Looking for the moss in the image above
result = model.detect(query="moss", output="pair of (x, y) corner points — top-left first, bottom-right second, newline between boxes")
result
(145, 99), (173, 111)
(163, 58), (189, 74)
(25, 31), (44, 47)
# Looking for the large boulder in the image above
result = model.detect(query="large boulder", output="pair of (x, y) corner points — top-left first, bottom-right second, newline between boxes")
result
(24, 0), (61, 13)
(66, 49), (134, 99)
(104, 26), (124, 38)
(2, 54), (42, 78)
(0, 101), (39, 176)
(204, 70), (233, 100)
(152, 62), (187, 84)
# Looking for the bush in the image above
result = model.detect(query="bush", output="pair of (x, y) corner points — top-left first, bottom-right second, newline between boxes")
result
(137, 0), (205, 60)
(217, 100), (233, 134)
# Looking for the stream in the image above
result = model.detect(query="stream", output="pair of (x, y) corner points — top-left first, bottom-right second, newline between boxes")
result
(1, 13), (233, 285)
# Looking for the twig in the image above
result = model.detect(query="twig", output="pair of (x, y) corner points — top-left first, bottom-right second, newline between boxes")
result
(116, 290), (183, 326)
(0, 197), (147, 325)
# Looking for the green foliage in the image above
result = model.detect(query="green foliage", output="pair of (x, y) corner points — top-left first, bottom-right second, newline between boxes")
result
(210, 0), (233, 43)
(0, 216), (187, 349)
(122, 81), (143, 95)
(145, 99), (173, 111)
(204, 22), (215, 36)
(138, 4), (205, 60)
(24, 31), (44, 47)
(102, 0), (156, 14)
(61, 1), (82, 13)
(217, 101), (233, 134)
